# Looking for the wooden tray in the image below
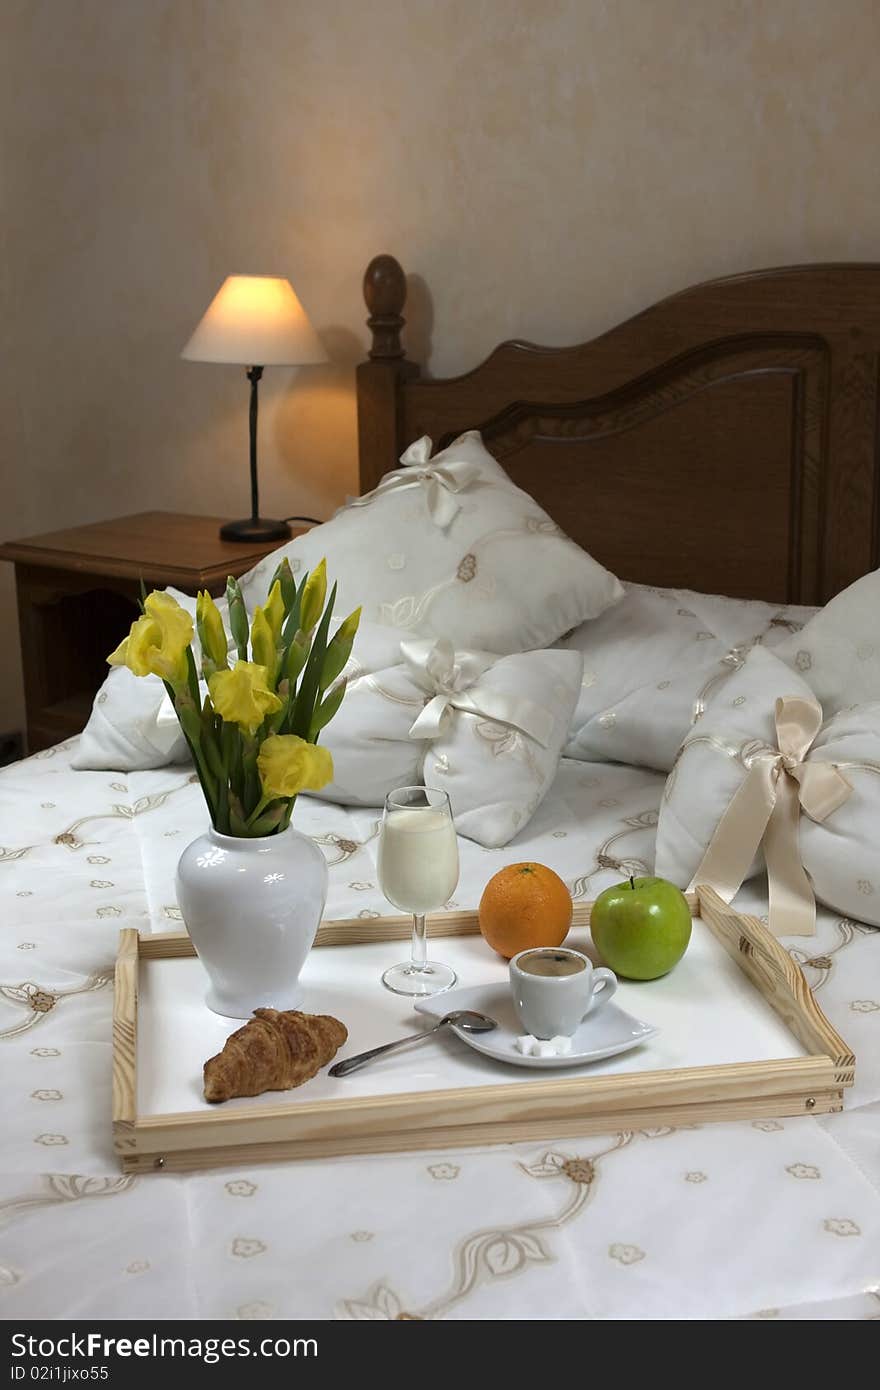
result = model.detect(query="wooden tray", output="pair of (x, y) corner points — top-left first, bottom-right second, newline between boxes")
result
(112, 886), (854, 1173)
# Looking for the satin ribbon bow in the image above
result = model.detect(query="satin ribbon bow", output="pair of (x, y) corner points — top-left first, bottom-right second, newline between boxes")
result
(350, 436), (481, 529)
(400, 638), (554, 748)
(689, 694), (851, 937)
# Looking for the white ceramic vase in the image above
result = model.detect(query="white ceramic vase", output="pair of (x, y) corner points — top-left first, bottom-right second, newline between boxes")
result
(176, 825), (328, 1018)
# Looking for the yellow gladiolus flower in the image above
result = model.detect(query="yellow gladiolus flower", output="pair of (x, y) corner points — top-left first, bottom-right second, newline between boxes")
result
(208, 661), (282, 734)
(257, 733), (333, 800)
(107, 591), (193, 687)
(264, 578), (285, 641)
(299, 558), (327, 633)
(250, 605), (276, 677)
(195, 590), (228, 672)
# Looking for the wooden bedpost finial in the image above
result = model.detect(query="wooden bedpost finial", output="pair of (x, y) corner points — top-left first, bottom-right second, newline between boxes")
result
(363, 254), (406, 359)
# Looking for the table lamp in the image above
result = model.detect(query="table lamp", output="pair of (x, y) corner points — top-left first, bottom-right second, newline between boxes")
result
(182, 274), (328, 542)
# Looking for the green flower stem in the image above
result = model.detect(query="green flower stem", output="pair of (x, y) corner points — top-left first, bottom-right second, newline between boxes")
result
(267, 678), (290, 735)
(182, 733), (216, 819)
(319, 615), (359, 692)
(214, 782), (230, 834)
(192, 745), (219, 822)
(201, 725), (225, 783)
(206, 714), (230, 835)
(290, 582), (336, 738)
(241, 735), (260, 818)
(283, 632), (310, 692)
(309, 678), (346, 741)
(165, 679), (218, 825)
(281, 576), (305, 645)
(221, 721), (241, 804)
(245, 793), (272, 829)
(228, 793), (248, 838)
(248, 801), (286, 836)
(185, 646), (201, 708)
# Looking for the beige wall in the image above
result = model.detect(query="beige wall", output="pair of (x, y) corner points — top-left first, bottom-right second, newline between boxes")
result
(2, 0), (880, 733)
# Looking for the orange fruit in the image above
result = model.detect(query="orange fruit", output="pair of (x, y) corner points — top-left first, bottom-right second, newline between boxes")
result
(478, 862), (573, 959)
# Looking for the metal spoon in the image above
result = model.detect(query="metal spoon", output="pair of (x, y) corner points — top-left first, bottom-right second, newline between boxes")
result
(329, 1010), (497, 1078)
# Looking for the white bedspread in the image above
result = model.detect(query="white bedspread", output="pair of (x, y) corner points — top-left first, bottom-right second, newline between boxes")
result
(1, 741), (878, 1321)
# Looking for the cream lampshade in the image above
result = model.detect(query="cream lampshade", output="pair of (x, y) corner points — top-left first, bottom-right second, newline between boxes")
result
(182, 275), (328, 542)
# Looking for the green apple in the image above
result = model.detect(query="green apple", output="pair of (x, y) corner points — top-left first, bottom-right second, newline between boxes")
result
(591, 876), (692, 981)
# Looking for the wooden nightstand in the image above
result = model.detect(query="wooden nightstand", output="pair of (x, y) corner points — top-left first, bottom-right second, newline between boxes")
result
(0, 511), (304, 752)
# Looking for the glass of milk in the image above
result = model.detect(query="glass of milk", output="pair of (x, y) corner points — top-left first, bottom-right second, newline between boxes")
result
(378, 786), (460, 996)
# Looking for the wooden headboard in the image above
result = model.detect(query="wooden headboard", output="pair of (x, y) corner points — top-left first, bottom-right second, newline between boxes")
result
(356, 256), (880, 604)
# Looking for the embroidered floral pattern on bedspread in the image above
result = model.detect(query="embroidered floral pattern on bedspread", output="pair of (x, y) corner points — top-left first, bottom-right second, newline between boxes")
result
(0, 740), (878, 1321)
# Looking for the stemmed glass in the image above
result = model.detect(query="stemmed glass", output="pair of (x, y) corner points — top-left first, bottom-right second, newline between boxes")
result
(377, 786), (459, 997)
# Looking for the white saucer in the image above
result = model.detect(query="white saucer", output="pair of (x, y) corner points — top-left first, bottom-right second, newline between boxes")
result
(415, 983), (658, 1069)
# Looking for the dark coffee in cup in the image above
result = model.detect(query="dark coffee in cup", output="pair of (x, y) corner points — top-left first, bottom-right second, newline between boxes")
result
(517, 949), (586, 979)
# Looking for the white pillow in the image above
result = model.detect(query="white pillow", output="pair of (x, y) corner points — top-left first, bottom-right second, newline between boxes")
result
(314, 633), (583, 847)
(240, 432), (623, 655)
(74, 433), (617, 773)
(560, 583), (817, 772)
(72, 600), (404, 774)
(72, 586), (199, 771)
(774, 567), (880, 717)
(72, 664), (189, 770)
(655, 644), (880, 930)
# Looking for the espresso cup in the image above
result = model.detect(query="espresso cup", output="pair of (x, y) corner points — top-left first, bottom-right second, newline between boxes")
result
(509, 947), (618, 1039)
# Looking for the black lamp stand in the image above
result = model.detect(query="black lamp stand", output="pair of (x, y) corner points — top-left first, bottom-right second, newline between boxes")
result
(220, 365), (293, 543)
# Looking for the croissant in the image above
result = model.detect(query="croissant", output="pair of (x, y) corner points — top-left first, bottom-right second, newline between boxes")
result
(203, 1008), (347, 1103)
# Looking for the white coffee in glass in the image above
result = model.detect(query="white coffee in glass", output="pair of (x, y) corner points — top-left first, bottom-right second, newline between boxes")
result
(377, 787), (460, 998)
(378, 807), (459, 915)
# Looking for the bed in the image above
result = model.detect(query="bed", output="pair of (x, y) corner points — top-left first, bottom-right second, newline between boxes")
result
(2, 261), (879, 1321)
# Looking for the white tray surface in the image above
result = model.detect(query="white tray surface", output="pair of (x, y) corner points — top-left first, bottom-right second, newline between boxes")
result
(137, 917), (807, 1118)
